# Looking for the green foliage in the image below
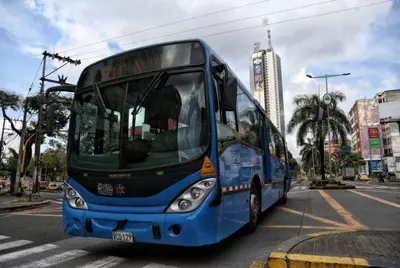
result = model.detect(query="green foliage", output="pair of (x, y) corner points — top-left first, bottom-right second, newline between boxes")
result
(287, 91), (351, 146)
(41, 143), (67, 181)
(0, 89), (72, 178)
(300, 138), (319, 173)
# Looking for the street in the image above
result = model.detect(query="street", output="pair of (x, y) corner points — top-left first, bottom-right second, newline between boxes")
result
(0, 181), (399, 268)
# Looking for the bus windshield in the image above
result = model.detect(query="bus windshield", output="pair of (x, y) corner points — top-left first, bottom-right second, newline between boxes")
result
(69, 71), (208, 171)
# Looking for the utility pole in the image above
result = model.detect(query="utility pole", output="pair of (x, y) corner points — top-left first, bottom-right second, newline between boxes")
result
(32, 51), (80, 196)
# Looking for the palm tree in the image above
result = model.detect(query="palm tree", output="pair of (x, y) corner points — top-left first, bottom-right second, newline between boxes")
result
(287, 91), (351, 179)
(300, 138), (320, 174)
(287, 91), (351, 145)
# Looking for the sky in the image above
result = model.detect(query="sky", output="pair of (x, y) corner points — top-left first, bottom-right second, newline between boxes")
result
(0, 0), (399, 158)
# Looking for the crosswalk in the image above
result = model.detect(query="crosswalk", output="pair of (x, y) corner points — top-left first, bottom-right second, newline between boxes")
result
(0, 235), (177, 268)
(290, 186), (309, 191)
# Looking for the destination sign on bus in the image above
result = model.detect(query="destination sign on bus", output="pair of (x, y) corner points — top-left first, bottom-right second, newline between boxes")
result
(77, 41), (205, 88)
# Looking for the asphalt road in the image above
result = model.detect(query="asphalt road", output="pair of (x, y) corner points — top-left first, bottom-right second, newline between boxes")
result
(0, 181), (399, 268)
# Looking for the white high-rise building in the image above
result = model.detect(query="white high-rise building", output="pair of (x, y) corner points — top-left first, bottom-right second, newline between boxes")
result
(249, 30), (285, 137)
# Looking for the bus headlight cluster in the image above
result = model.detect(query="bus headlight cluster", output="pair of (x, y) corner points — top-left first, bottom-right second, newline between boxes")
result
(166, 178), (216, 213)
(64, 182), (88, 210)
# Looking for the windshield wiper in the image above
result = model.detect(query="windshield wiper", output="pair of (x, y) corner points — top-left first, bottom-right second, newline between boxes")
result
(131, 71), (169, 116)
(93, 83), (109, 119)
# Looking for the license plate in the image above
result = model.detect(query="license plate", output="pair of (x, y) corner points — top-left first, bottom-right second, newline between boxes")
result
(112, 231), (134, 243)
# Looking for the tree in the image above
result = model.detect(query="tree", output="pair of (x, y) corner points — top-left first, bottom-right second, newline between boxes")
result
(287, 151), (301, 178)
(41, 143), (67, 181)
(341, 152), (366, 173)
(0, 89), (72, 192)
(300, 138), (320, 174)
(287, 91), (351, 146)
(287, 91), (351, 180)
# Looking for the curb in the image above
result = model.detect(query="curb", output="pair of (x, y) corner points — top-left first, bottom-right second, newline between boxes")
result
(0, 200), (50, 213)
(250, 230), (400, 268)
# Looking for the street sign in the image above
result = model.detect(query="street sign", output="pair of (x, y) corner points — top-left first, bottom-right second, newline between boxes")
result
(369, 139), (381, 148)
(368, 127), (379, 139)
(322, 93), (332, 105)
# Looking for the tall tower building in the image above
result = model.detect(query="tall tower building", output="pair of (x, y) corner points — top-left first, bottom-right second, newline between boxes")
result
(249, 29), (285, 136)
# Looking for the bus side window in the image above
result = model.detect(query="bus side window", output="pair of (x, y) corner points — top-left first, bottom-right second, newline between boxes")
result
(273, 130), (282, 160)
(267, 123), (276, 157)
(212, 58), (238, 153)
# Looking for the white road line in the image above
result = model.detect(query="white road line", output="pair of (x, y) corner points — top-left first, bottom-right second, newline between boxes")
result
(49, 200), (63, 205)
(142, 263), (178, 268)
(0, 243), (58, 263)
(0, 240), (33, 251)
(0, 235), (9, 241)
(10, 213), (62, 217)
(16, 249), (88, 268)
(77, 256), (125, 268)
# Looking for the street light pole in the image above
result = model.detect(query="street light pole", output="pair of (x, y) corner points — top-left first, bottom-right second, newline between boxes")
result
(306, 72), (351, 182)
(325, 75), (333, 182)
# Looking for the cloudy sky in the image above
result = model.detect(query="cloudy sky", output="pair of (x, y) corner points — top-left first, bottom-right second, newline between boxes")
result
(1, 0), (399, 157)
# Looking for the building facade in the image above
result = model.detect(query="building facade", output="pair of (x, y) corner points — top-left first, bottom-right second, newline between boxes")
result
(375, 89), (400, 175)
(348, 99), (383, 174)
(324, 139), (351, 155)
(249, 30), (285, 136)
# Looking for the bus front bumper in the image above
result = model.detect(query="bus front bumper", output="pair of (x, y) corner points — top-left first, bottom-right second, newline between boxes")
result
(63, 201), (219, 246)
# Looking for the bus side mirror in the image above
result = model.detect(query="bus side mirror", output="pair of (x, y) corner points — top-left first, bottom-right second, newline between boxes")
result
(221, 64), (237, 111)
(45, 85), (76, 137)
(46, 104), (56, 137)
(224, 76), (237, 111)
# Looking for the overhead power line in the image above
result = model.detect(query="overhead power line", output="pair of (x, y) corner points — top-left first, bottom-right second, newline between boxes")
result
(59, 0), (275, 54)
(72, 0), (339, 58)
(80, 0), (393, 62)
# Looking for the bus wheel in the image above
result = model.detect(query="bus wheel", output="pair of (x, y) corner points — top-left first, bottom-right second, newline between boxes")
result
(245, 183), (260, 233)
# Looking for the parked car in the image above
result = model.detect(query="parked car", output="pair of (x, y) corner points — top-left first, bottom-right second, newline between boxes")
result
(357, 174), (370, 181)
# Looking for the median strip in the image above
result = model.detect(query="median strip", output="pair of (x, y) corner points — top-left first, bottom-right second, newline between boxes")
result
(267, 252), (370, 267)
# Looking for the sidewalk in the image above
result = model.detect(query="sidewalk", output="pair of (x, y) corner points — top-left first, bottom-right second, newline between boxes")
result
(0, 194), (49, 213)
(266, 230), (400, 267)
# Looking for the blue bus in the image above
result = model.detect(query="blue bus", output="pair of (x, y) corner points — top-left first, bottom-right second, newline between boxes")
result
(46, 39), (291, 247)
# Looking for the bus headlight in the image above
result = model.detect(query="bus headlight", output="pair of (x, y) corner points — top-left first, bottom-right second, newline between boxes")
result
(64, 182), (88, 210)
(166, 178), (216, 213)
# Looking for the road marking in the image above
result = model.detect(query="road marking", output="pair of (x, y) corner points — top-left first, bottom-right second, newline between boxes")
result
(260, 225), (341, 230)
(10, 213), (62, 217)
(249, 259), (267, 268)
(49, 200), (63, 205)
(16, 249), (88, 268)
(0, 235), (9, 241)
(0, 243), (58, 263)
(277, 206), (350, 229)
(349, 190), (400, 209)
(0, 240), (33, 251)
(142, 263), (178, 268)
(76, 256), (125, 268)
(318, 190), (366, 229)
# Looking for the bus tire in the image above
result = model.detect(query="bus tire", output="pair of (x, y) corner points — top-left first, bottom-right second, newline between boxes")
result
(245, 182), (260, 233)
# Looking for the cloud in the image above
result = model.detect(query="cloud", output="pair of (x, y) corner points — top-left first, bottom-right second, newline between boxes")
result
(6, 0), (397, 159)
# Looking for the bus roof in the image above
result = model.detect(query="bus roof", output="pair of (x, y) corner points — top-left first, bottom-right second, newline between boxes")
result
(84, 38), (210, 70)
